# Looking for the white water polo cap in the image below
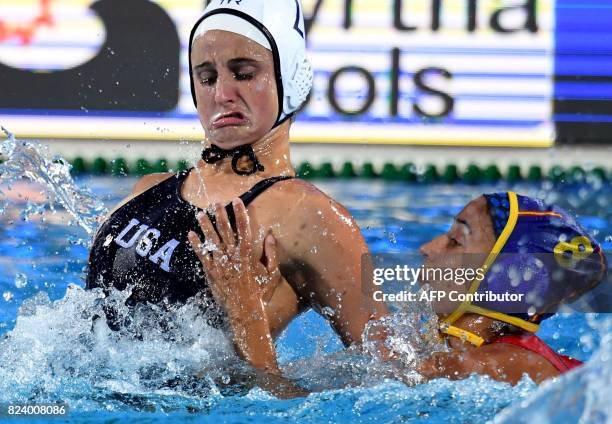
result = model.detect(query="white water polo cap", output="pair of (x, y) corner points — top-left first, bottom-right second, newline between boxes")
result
(189, 0), (313, 127)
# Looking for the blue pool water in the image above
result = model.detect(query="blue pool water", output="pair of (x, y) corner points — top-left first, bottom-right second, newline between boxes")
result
(0, 173), (610, 423)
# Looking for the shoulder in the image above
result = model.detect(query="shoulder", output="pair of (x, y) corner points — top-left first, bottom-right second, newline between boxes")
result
(267, 178), (355, 223)
(261, 178), (365, 252)
(131, 172), (175, 195)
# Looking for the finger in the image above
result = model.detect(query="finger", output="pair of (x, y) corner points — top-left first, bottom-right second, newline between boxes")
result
(263, 233), (279, 274)
(197, 211), (222, 254)
(188, 230), (213, 268)
(214, 202), (236, 252)
(188, 230), (226, 285)
(233, 198), (253, 257)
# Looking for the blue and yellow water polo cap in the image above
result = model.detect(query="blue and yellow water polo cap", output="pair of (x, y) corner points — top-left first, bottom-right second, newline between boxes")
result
(441, 191), (607, 347)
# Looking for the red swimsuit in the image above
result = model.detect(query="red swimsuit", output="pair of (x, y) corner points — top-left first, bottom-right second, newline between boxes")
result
(491, 333), (583, 373)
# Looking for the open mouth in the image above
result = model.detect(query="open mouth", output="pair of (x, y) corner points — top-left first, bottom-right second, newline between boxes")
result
(212, 112), (247, 129)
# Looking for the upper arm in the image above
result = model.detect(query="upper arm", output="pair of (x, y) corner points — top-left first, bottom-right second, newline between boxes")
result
(279, 186), (389, 346)
(418, 350), (489, 381)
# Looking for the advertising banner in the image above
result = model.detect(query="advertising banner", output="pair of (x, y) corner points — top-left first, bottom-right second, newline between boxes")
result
(0, 0), (606, 146)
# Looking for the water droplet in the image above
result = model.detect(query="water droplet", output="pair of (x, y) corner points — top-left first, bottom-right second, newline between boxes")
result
(14, 273), (28, 289)
(3, 291), (14, 302)
(321, 306), (335, 318)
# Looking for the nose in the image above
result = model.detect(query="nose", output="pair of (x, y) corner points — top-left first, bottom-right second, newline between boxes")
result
(419, 235), (445, 258)
(214, 73), (239, 105)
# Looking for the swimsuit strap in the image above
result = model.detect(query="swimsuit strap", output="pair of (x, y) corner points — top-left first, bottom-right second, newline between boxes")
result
(239, 175), (294, 207)
(174, 168), (294, 229)
(174, 168), (293, 207)
(225, 175), (294, 229)
(491, 333), (582, 373)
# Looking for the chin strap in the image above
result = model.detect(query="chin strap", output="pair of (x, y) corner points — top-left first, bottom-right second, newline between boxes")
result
(201, 144), (265, 176)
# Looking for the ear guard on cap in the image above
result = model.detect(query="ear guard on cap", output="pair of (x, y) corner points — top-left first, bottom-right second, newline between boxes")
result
(284, 51), (313, 112)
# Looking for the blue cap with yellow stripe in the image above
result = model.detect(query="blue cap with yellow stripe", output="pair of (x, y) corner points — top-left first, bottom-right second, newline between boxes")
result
(441, 192), (607, 347)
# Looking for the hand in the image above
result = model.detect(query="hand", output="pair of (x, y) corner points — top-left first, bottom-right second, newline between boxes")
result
(188, 198), (282, 375)
(188, 198), (281, 320)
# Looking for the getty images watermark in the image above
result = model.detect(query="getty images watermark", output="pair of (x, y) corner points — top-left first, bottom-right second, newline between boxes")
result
(371, 264), (525, 303)
(361, 251), (611, 315)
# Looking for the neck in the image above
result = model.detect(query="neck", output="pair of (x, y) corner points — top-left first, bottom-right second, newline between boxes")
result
(444, 314), (502, 349)
(197, 122), (295, 178)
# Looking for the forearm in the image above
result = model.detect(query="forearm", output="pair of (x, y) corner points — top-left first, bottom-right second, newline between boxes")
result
(227, 298), (280, 375)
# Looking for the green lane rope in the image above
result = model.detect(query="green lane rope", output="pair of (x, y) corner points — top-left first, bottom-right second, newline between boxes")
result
(442, 164), (459, 184)
(111, 158), (129, 177)
(297, 161), (316, 179)
(339, 162), (357, 178)
(91, 157), (108, 175)
(527, 166), (542, 183)
(591, 167), (607, 181)
(71, 157), (87, 175)
(399, 163), (417, 182)
(381, 163), (399, 180)
(483, 165), (502, 183)
(153, 159), (169, 173)
(548, 165), (566, 184)
(507, 165), (522, 184)
(568, 166), (586, 183)
(319, 162), (335, 178)
(463, 164), (481, 185)
(176, 159), (190, 172)
(62, 157), (610, 185)
(135, 158), (151, 176)
(361, 162), (377, 179)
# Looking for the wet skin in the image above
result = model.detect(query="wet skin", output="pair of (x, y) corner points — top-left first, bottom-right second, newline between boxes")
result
(105, 30), (389, 365)
(418, 197), (561, 384)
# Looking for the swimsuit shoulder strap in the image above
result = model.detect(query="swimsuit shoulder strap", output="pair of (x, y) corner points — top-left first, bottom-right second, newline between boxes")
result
(491, 333), (582, 373)
(219, 175), (294, 231)
(239, 175), (295, 207)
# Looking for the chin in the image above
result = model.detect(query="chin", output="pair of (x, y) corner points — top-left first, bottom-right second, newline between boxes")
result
(207, 129), (259, 148)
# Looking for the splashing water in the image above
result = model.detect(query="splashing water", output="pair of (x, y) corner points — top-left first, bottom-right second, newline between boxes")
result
(494, 315), (612, 423)
(0, 127), (107, 235)
(0, 285), (244, 408)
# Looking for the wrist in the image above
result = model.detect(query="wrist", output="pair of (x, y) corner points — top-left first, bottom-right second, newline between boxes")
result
(226, 298), (268, 327)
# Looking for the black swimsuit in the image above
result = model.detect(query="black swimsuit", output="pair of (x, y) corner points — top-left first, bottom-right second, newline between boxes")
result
(86, 169), (293, 329)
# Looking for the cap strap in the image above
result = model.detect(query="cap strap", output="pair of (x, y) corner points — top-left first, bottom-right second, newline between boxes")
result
(444, 191), (520, 325)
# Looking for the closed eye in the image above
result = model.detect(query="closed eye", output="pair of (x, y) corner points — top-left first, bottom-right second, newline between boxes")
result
(234, 72), (255, 81)
(197, 72), (217, 86)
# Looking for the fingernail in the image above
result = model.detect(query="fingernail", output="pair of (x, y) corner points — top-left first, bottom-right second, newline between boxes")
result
(232, 198), (240, 207)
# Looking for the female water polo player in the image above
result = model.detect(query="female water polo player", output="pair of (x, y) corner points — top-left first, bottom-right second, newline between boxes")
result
(86, 0), (389, 370)
(202, 192), (606, 384)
